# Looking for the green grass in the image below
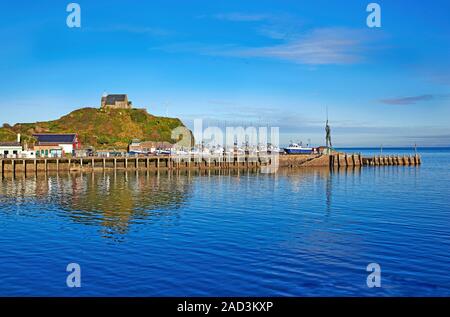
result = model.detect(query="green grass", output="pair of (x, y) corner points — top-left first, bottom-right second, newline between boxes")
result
(0, 107), (192, 150)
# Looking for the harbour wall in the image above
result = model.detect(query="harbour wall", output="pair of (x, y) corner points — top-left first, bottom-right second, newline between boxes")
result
(0, 153), (421, 175)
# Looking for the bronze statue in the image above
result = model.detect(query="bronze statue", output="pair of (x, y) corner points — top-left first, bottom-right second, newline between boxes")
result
(325, 119), (332, 148)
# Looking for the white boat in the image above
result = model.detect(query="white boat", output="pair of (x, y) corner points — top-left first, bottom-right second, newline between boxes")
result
(156, 149), (171, 155)
(284, 143), (313, 154)
(211, 146), (224, 155)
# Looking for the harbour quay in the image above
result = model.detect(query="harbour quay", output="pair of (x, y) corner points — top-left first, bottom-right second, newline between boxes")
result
(0, 153), (421, 175)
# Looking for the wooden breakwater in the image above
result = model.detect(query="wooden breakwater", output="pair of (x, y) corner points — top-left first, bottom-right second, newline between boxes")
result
(0, 153), (421, 175)
(330, 153), (421, 168)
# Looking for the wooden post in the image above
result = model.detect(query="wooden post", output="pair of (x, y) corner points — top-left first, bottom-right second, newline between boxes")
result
(136, 157), (139, 169)
(44, 159), (47, 172)
(56, 159), (59, 171)
(0, 159), (3, 175)
(114, 158), (117, 170)
(125, 158), (128, 169)
(80, 158), (83, 169)
(68, 159), (71, 170)
(91, 158), (95, 169)
(103, 158), (106, 169)
(354, 154), (360, 166)
(146, 158), (149, 169)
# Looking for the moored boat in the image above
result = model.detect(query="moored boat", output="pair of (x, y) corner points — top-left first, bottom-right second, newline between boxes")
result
(284, 143), (313, 154)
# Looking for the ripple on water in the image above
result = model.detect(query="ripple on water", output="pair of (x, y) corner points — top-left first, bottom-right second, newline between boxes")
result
(1, 149), (450, 296)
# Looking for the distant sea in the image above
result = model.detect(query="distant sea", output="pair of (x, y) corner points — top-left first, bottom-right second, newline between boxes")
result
(0, 147), (449, 296)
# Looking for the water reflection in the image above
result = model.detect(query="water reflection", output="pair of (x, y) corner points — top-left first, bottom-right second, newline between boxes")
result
(61, 171), (195, 238)
(0, 170), (194, 239)
(0, 167), (363, 240)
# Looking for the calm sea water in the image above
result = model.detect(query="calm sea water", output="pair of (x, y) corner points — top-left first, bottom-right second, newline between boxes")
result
(1, 148), (449, 296)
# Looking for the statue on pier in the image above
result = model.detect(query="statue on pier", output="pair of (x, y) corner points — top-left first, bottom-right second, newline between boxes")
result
(325, 119), (332, 149)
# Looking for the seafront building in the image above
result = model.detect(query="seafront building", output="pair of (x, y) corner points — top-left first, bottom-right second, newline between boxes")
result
(33, 134), (81, 158)
(101, 94), (132, 109)
(0, 141), (22, 158)
(0, 133), (23, 158)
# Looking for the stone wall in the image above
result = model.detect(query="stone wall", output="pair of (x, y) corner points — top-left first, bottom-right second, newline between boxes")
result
(278, 154), (330, 167)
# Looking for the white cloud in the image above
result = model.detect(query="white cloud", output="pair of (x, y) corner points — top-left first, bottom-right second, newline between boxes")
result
(156, 27), (372, 66)
(199, 12), (371, 65)
(229, 28), (369, 65)
(380, 94), (450, 105)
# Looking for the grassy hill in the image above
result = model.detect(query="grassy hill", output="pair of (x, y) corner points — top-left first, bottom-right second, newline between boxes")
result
(0, 107), (192, 150)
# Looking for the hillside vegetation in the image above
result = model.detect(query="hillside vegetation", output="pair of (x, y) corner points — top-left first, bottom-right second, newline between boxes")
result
(0, 107), (191, 150)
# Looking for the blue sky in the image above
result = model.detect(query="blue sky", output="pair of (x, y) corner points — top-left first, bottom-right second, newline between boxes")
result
(0, 0), (449, 146)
